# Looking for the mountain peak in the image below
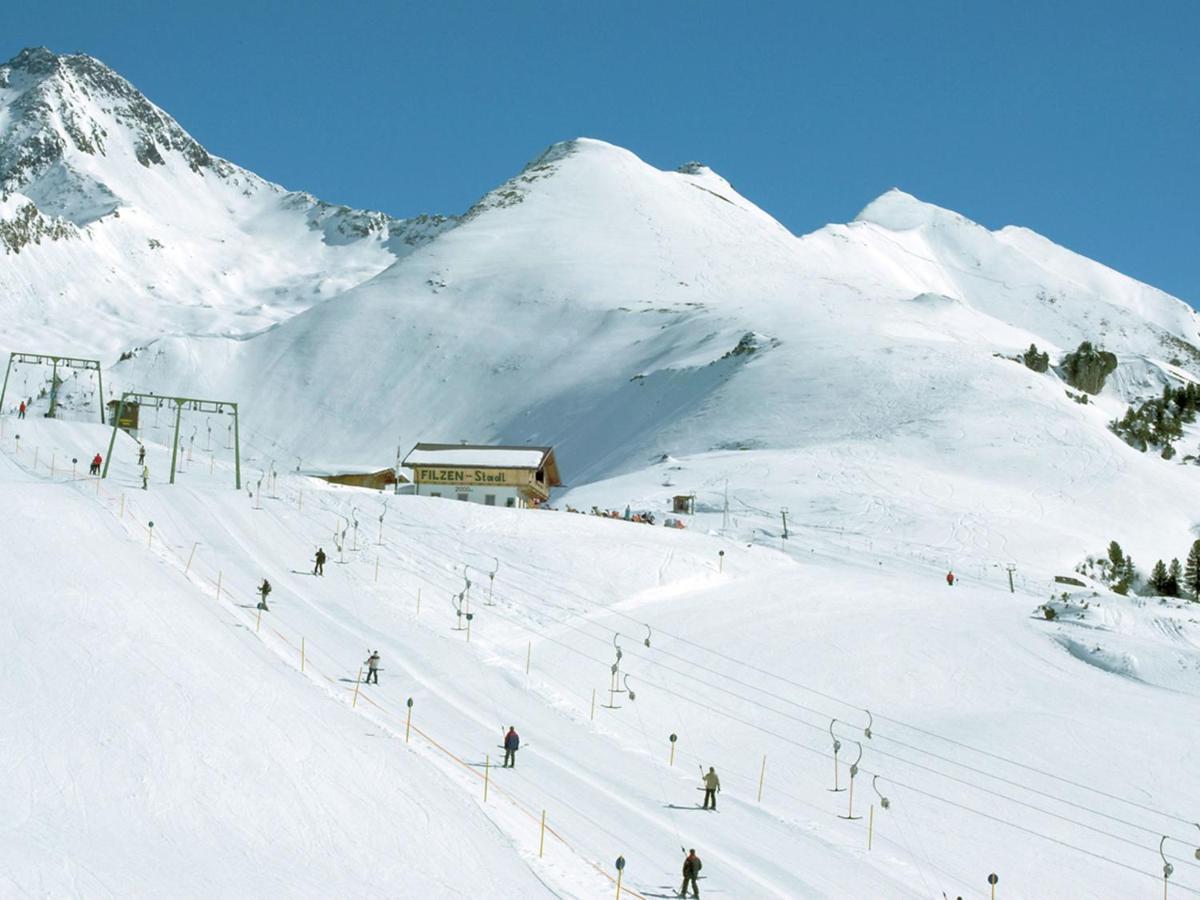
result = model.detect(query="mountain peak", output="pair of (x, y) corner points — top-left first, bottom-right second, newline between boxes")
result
(1, 47), (123, 91)
(853, 188), (970, 231)
(1, 46), (228, 222)
(4, 46), (62, 76)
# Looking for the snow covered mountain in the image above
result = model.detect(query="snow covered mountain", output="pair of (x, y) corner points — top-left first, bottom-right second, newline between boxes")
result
(89, 132), (1200, 580)
(0, 47), (454, 355)
(5, 48), (1200, 899)
(3, 45), (1199, 588)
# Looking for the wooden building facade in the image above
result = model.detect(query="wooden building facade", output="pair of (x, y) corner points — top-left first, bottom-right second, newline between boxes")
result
(402, 443), (562, 508)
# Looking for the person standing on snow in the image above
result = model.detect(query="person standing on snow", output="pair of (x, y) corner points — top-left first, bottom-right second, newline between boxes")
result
(257, 578), (272, 611)
(364, 650), (380, 684)
(18, 400), (26, 419)
(89, 453), (102, 476)
(141, 465), (150, 490)
(946, 570), (956, 587)
(701, 767), (720, 810)
(137, 444), (146, 466)
(313, 547), (326, 576)
(503, 726), (520, 767)
(679, 848), (702, 898)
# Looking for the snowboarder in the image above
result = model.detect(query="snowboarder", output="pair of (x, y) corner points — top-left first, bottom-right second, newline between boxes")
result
(313, 547), (326, 576)
(364, 650), (380, 684)
(141, 465), (150, 490)
(503, 726), (520, 767)
(17, 400), (25, 419)
(679, 848), (702, 898)
(701, 766), (720, 810)
(137, 444), (146, 466)
(946, 570), (956, 587)
(89, 453), (102, 476)
(257, 578), (272, 611)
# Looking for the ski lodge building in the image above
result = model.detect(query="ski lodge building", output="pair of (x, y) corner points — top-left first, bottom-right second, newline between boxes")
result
(402, 443), (562, 508)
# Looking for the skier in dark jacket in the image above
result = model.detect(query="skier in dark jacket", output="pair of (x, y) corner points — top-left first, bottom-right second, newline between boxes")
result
(313, 547), (326, 576)
(503, 726), (520, 767)
(257, 578), (272, 611)
(137, 444), (146, 466)
(680, 849), (702, 898)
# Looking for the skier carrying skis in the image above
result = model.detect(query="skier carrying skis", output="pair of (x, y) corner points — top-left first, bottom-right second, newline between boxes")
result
(679, 848), (702, 898)
(313, 547), (326, 576)
(257, 578), (272, 611)
(946, 570), (956, 587)
(364, 650), (380, 684)
(503, 726), (520, 768)
(702, 767), (720, 810)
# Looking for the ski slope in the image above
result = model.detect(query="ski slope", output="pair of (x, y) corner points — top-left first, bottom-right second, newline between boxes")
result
(4, 415), (1200, 899)
(5, 46), (1200, 900)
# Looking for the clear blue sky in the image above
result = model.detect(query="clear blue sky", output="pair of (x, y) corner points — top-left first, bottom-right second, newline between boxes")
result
(6, 1), (1198, 303)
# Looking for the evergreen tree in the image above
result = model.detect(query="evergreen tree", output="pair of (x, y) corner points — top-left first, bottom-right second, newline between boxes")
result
(1184, 541), (1200, 600)
(1167, 558), (1183, 597)
(1151, 560), (1169, 594)
(1107, 541), (1125, 570)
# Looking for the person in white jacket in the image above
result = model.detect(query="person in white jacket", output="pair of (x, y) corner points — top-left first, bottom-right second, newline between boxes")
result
(702, 767), (720, 810)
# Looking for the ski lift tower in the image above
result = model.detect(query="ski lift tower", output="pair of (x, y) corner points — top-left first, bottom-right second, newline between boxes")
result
(0, 352), (105, 421)
(101, 391), (242, 489)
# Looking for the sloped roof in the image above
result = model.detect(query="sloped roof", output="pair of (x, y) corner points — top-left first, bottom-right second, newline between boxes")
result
(402, 443), (561, 484)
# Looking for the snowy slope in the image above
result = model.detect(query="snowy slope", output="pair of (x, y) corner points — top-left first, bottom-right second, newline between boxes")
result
(3, 417), (1200, 898)
(0, 434), (560, 899)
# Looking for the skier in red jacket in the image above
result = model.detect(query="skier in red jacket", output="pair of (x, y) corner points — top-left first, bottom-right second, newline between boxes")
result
(679, 849), (702, 898)
(503, 727), (520, 767)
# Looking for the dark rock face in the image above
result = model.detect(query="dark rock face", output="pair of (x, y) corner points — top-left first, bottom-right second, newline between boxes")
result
(0, 47), (229, 198)
(0, 47), (455, 254)
(0, 200), (77, 253)
(1059, 341), (1118, 394)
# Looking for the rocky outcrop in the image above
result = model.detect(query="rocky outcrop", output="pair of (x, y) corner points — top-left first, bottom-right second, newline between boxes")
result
(0, 197), (77, 253)
(1059, 341), (1117, 394)
(1022, 343), (1050, 373)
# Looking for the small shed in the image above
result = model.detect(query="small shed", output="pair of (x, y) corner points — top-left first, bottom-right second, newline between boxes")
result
(319, 469), (404, 491)
(672, 494), (696, 515)
(402, 443), (562, 508)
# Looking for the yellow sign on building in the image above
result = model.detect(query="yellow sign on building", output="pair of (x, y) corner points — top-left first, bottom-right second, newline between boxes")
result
(414, 467), (529, 486)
